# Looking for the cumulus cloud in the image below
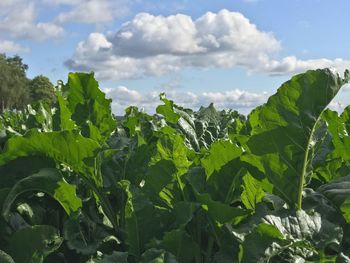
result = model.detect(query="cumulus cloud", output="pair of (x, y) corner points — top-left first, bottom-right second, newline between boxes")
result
(0, 1), (64, 41)
(103, 86), (269, 115)
(66, 9), (350, 80)
(66, 9), (282, 79)
(0, 40), (29, 53)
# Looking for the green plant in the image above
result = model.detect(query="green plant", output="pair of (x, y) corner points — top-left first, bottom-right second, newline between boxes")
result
(1, 69), (350, 262)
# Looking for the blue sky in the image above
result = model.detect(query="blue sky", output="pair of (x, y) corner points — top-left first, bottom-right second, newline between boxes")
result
(1, 0), (350, 114)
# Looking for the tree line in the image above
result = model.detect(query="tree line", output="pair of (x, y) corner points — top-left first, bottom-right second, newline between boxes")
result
(0, 54), (56, 112)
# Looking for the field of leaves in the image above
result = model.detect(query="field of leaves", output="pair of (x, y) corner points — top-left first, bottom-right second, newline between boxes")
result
(1, 69), (350, 262)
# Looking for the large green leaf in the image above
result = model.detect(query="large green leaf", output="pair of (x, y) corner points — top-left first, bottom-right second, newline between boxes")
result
(193, 140), (246, 204)
(317, 175), (350, 223)
(156, 93), (180, 124)
(63, 212), (111, 255)
(141, 248), (177, 263)
(0, 250), (14, 263)
(119, 181), (171, 258)
(241, 172), (265, 210)
(239, 223), (285, 263)
(7, 225), (62, 263)
(63, 72), (116, 143)
(2, 168), (81, 219)
(89, 252), (128, 263)
(157, 228), (200, 263)
(52, 91), (76, 131)
(156, 94), (245, 151)
(246, 69), (350, 208)
(201, 140), (242, 179)
(196, 192), (248, 225)
(0, 130), (100, 175)
(315, 107), (350, 183)
(239, 209), (344, 262)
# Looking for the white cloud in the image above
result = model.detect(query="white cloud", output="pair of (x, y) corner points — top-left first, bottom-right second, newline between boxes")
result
(264, 56), (350, 76)
(0, 40), (29, 53)
(103, 85), (268, 115)
(0, 1), (64, 41)
(53, 0), (129, 24)
(66, 9), (281, 79)
(66, 9), (350, 80)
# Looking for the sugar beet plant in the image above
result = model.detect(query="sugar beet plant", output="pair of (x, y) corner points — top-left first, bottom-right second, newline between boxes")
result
(1, 69), (350, 262)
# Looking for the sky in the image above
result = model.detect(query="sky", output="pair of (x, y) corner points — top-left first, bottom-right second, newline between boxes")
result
(1, 0), (350, 115)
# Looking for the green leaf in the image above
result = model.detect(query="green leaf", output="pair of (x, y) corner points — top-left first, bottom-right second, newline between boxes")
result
(196, 192), (248, 225)
(90, 252), (128, 263)
(0, 156), (55, 188)
(173, 201), (199, 226)
(247, 69), (349, 208)
(314, 110), (350, 182)
(52, 91), (76, 131)
(241, 172), (265, 210)
(145, 160), (179, 208)
(63, 212), (111, 255)
(119, 181), (170, 258)
(201, 140), (243, 179)
(63, 72), (116, 143)
(336, 253), (350, 263)
(7, 225), (62, 263)
(0, 250), (14, 263)
(158, 228), (200, 263)
(141, 248), (178, 263)
(239, 223), (285, 263)
(0, 130), (100, 175)
(317, 175), (350, 223)
(2, 168), (81, 219)
(156, 93), (180, 124)
(239, 209), (344, 262)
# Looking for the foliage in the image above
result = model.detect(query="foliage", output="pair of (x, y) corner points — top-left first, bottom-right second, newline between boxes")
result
(0, 54), (56, 112)
(29, 75), (57, 106)
(0, 54), (30, 112)
(1, 69), (350, 262)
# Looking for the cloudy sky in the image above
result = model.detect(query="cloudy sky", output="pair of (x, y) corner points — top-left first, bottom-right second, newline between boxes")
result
(1, 0), (350, 115)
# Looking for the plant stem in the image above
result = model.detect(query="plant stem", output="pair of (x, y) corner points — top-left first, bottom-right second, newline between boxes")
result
(205, 236), (214, 263)
(298, 117), (320, 210)
(195, 214), (202, 263)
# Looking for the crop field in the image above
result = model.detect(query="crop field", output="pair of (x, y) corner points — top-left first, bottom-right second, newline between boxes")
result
(1, 68), (350, 262)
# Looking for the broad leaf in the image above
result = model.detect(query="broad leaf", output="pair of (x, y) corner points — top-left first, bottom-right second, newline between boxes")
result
(239, 223), (285, 263)
(2, 168), (81, 219)
(317, 175), (350, 223)
(0, 130), (100, 175)
(201, 140), (242, 179)
(239, 209), (344, 262)
(63, 72), (116, 143)
(7, 225), (62, 263)
(0, 250), (14, 263)
(247, 69), (349, 208)
(63, 212), (111, 255)
(119, 181), (171, 258)
(156, 93), (180, 124)
(90, 252), (128, 263)
(157, 228), (200, 263)
(52, 91), (76, 131)
(141, 248), (177, 263)
(241, 172), (265, 210)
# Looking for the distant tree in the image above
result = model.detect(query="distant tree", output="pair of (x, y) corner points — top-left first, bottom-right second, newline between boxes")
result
(0, 54), (30, 112)
(29, 75), (56, 106)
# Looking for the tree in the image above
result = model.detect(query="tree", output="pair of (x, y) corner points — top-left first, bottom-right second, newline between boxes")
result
(29, 75), (56, 106)
(0, 54), (30, 112)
